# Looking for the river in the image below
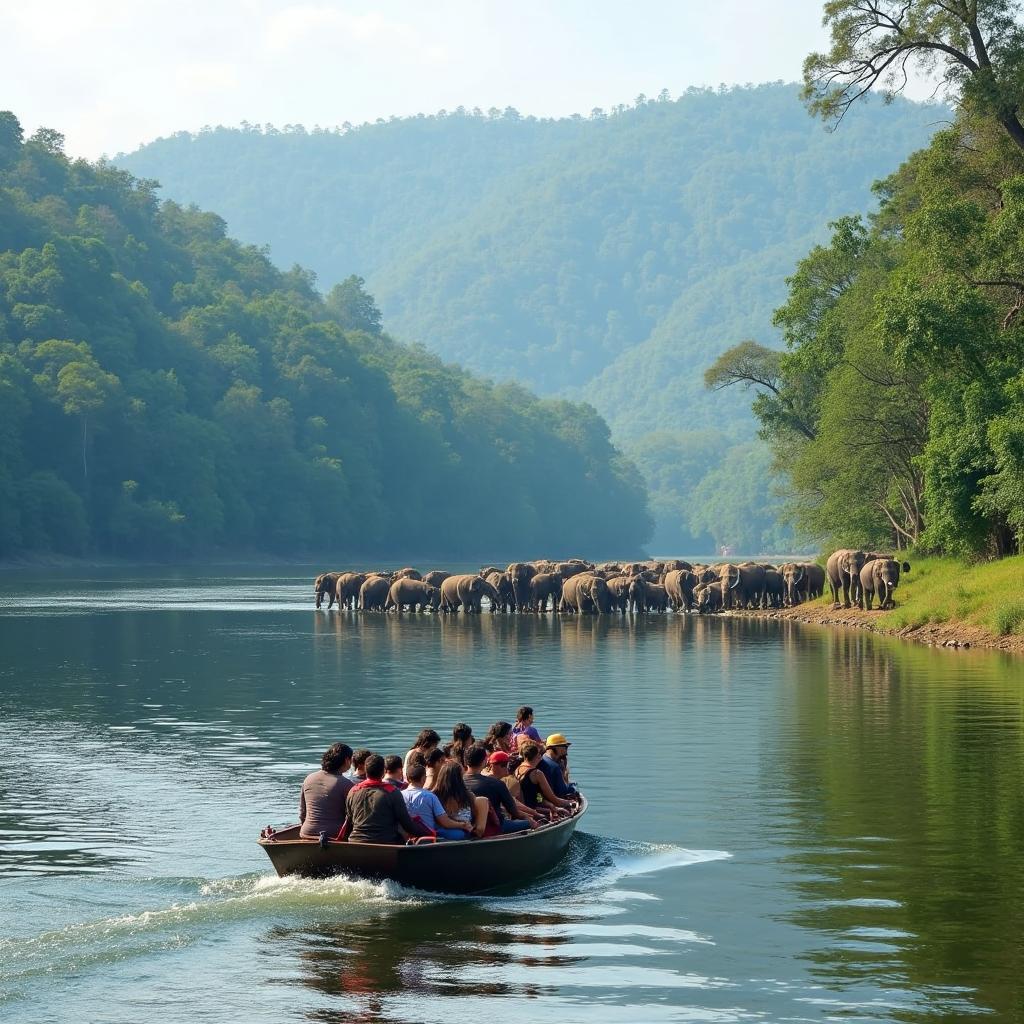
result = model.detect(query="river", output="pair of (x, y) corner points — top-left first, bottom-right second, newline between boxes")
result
(1, 567), (1022, 1023)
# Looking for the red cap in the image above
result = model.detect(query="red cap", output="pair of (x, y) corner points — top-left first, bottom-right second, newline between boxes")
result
(487, 751), (511, 765)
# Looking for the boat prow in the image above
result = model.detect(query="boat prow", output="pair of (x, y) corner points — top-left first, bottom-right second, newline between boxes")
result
(257, 795), (587, 894)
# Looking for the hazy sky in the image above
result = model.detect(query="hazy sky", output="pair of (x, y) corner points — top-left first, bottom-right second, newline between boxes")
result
(2, 0), (841, 159)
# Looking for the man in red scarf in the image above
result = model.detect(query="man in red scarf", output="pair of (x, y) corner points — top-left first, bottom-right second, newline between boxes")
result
(341, 753), (417, 844)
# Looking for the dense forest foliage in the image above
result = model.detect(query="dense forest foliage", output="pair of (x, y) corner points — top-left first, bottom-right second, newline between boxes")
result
(709, 2), (1024, 558)
(0, 112), (649, 561)
(120, 84), (939, 553)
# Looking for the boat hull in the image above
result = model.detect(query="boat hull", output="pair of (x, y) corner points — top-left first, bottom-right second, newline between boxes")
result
(258, 796), (586, 894)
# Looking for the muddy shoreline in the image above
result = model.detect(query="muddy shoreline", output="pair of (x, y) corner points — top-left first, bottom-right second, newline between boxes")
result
(734, 605), (1024, 655)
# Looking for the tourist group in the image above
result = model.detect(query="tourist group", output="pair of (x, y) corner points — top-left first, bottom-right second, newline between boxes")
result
(297, 707), (580, 845)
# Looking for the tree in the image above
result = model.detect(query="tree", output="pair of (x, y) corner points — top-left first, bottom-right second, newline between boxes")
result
(55, 360), (121, 480)
(325, 275), (383, 334)
(0, 110), (23, 166)
(28, 126), (65, 155)
(803, 1), (1024, 150)
(705, 341), (818, 441)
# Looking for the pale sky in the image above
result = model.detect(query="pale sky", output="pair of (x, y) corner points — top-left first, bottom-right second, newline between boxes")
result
(0, 0), (853, 159)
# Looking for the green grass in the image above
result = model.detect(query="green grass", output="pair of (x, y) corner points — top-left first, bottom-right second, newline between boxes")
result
(813, 554), (1024, 638)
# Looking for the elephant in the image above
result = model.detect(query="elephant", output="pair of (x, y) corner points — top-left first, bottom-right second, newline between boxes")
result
(826, 549), (868, 608)
(479, 566), (503, 578)
(697, 565), (721, 586)
(386, 578), (441, 612)
(560, 573), (613, 614)
(440, 574), (486, 613)
(393, 567), (421, 581)
(423, 570), (451, 588)
(359, 575), (391, 611)
(736, 562), (767, 608)
(485, 571), (514, 612)
(694, 582), (723, 613)
(762, 567), (785, 608)
(627, 576), (648, 613)
(478, 578), (501, 610)
(663, 559), (693, 573)
(779, 562), (821, 606)
(644, 582), (668, 612)
(506, 562), (538, 611)
(530, 572), (564, 612)
(664, 569), (698, 612)
(717, 564), (764, 609)
(335, 572), (367, 609)
(314, 572), (342, 609)
(859, 558), (905, 610)
(605, 575), (632, 612)
(555, 560), (591, 580)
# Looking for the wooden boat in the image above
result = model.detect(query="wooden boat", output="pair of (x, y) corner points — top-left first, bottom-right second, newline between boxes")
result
(258, 795), (587, 894)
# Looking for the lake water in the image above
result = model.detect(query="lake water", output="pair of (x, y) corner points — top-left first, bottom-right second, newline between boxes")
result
(1, 567), (1023, 1023)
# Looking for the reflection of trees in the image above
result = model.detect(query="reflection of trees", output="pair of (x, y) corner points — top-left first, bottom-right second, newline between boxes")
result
(769, 633), (1024, 1018)
(265, 901), (585, 1022)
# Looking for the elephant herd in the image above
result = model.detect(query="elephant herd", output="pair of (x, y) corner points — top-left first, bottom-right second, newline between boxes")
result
(312, 555), (885, 616)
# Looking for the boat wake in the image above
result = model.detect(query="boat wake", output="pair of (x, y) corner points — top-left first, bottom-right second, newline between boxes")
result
(0, 834), (728, 999)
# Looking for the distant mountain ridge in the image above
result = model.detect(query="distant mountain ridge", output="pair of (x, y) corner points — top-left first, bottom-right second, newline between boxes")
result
(120, 85), (941, 551)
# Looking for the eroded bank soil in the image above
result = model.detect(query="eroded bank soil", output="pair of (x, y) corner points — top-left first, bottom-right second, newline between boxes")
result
(734, 605), (1024, 655)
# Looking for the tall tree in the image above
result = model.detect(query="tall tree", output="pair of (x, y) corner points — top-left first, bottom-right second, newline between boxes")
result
(803, 1), (1024, 150)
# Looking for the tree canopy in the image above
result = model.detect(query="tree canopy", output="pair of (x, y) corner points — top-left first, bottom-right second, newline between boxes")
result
(803, 1), (1024, 149)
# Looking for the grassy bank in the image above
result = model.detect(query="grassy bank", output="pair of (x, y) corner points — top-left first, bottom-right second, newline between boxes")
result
(749, 554), (1024, 653)
(875, 556), (1024, 637)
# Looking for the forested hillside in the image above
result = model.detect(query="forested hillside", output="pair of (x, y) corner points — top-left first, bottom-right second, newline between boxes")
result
(0, 112), (649, 561)
(120, 84), (939, 552)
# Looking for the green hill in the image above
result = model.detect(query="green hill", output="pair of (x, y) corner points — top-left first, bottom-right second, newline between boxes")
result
(119, 85), (940, 551)
(0, 112), (649, 561)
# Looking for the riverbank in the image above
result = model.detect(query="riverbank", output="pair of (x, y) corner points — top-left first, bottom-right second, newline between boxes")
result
(739, 555), (1024, 654)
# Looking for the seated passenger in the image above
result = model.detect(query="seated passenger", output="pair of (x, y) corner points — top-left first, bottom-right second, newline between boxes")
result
(450, 722), (475, 766)
(346, 748), (372, 783)
(299, 743), (354, 840)
(485, 750), (542, 826)
(538, 734), (579, 801)
(402, 761), (472, 840)
(432, 761), (488, 838)
(510, 706), (543, 747)
(383, 754), (407, 789)
(404, 728), (440, 775)
(517, 741), (574, 818)
(464, 744), (533, 833)
(424, 747), (447, 790)
(341, 754), (417, 845)
(483, 721), (513, 754)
